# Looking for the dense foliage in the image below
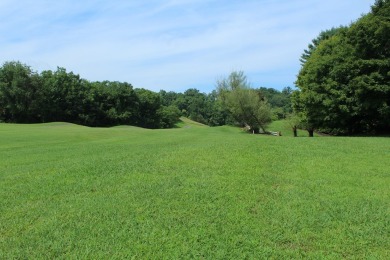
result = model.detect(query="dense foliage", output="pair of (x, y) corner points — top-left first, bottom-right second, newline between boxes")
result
(216, 71), (272, 133)
(299, 27), (345, 65)
(259, 86), (293, 120)
(0, 61), (179, 128)
(294, 0), (390, 135)
(159, 84), (291, 128)
(159, 88), (234, 126)
(0, 61), (291, 129)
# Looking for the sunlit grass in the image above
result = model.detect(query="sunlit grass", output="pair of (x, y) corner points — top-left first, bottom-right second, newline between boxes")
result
(268, 120), (320, 137)
(175, 117), (208, 128)
(1, 121), (389, 258)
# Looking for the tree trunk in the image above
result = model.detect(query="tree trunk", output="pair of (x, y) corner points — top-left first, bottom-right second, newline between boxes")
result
(293, 126), (297, 137)
(308, 129), (314, 137)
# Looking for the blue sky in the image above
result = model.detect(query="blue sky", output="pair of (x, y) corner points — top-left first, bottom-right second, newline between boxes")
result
(0, 0), (373, 93)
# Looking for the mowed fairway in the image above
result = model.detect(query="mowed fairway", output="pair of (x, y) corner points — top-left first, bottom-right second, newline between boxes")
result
(1, 121), (389, 259)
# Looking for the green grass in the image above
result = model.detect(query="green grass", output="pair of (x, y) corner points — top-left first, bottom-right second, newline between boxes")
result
(175, 116), (208, 128)
(268, 120), (320, 137)
(1, 121), (389, 259)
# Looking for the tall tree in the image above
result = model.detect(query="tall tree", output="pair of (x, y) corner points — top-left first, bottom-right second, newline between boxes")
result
(135, 88), (162, 129)
(295, 0), (390, 135)
(0, 61), (41, 122)
(39, 67), (89, 123)
(217, 71), (272, 133)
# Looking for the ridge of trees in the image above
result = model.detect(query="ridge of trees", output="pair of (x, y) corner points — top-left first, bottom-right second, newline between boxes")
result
(0, 62), (180, 128)
(159, 78), (292, 128)
(0, 62), (292, 129)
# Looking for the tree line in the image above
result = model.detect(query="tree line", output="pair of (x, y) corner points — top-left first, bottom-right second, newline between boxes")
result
(159, 84), (292, 129)
(0, 62), (181, 128)
(293, 0), (390, 135)
(0, 61), (291, 129)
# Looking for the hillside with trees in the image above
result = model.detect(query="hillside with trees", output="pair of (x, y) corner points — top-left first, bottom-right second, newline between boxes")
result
(0, 62), (178, 128)
(0, 62), (291, 130)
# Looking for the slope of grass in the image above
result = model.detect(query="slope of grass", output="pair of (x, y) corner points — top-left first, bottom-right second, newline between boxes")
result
(268, 120), (319, 137)
(175, 117), (208, 128)
(0, 122), (389, 258)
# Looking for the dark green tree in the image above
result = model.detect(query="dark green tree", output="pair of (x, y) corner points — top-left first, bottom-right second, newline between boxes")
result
(295, 0), (390, 135)
(135, 88), (162, 128)
(0, 61), (42, 122)
(159, 105), (181, 128)
(39, 67), (89, 123)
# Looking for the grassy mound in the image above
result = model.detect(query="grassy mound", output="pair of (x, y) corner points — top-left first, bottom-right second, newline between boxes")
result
(1, 122), (389, 258)
(175, 117), (208, 128)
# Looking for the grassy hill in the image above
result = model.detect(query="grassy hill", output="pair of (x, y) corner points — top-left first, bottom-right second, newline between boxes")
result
(175, 116), (209, 128)
(0, 122), (389, 258)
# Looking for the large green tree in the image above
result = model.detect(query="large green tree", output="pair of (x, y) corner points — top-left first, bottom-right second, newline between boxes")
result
(0, 61), (41, 122)
(39, 67), (89, 123)
(217, 71), (272, 133)
(295, 0), (390, 135)
(134, 88), (163, 128)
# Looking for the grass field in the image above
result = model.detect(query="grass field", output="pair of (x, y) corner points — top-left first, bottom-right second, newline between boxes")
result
(1, 120), (389, 258)
(268, 120), (319, 137)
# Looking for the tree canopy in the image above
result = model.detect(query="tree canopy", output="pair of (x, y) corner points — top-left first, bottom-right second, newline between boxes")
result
(0, 61), (177, 128)
(217, 71), (272, 133)
(294, 0), (390, 135)
(299, 27), (345, 65)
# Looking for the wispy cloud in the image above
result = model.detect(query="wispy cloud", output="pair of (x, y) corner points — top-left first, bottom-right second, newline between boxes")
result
(0, 0), (372, 92)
